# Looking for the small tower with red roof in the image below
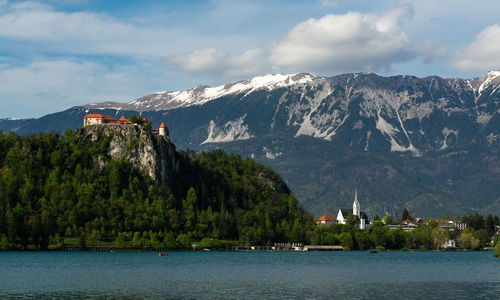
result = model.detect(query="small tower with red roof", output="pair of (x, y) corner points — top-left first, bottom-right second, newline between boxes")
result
(159, 122), (169, 138)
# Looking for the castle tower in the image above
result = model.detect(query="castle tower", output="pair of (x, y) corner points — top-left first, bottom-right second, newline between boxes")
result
(353, 188), (360, 218)
(159, 122), (168, 138)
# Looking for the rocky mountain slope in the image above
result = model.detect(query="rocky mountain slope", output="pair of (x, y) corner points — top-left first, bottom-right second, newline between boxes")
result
(1, 71), (499, 217)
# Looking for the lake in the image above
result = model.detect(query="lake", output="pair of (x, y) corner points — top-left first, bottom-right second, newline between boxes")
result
(0, 251), (499, 299)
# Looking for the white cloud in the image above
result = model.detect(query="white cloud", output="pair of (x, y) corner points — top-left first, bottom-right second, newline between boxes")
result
(0, 1), (177, 57)
(417, 40), (448, 64)
(167, 5), (420, 78)
(452, 24), (500, 72)
(168, 47), (270, 78)
(270, 5), (415, 74)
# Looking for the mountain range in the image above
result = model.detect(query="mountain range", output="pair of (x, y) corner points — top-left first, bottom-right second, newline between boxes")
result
(1, 71), (499, 217)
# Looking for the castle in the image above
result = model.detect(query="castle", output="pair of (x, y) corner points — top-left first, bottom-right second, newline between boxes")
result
(83, 113), (169, 138)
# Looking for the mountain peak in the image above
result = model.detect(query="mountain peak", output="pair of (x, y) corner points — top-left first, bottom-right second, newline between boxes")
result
(86, 73), (320, 112)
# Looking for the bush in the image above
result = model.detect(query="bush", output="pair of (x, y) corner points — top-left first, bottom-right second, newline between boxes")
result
(0, 234), (10, 250)
(199, 238), (234, 249)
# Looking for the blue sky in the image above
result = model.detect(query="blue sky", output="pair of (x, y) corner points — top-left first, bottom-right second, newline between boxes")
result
(1, 0), (500, 118)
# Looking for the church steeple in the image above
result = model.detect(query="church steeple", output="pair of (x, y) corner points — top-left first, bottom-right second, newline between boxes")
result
(353, 188), (360, 218)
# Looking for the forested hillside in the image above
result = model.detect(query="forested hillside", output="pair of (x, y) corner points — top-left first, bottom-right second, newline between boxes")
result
(0, 129), (313, 250)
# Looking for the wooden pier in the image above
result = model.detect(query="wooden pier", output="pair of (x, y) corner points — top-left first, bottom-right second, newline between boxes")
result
(302, 245), (344, 251)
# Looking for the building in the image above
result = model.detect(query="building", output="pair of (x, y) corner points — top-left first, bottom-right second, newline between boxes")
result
(83, 114), (168, 139)
(440, 239), (456, 249)
(314, 214), (338, 226)
(83, 113), (118, 126)
(159, 122), (169, 138)
(387, 223), (417, 232)
(336, 189), (370, 230)
(118, 115), (130, 124)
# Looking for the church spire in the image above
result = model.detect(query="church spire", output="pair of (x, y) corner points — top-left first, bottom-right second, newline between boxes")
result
(353, 188), (360, 217)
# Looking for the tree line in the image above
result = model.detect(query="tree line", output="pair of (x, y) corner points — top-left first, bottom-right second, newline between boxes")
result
(0, 129), (498, 251)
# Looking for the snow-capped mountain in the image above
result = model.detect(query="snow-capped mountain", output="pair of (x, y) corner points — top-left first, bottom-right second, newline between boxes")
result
(85, 73), (318, 112)
(2, 71), (500, 217)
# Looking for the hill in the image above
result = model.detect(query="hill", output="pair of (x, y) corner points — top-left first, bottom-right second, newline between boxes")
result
(0, 124), (312, 250)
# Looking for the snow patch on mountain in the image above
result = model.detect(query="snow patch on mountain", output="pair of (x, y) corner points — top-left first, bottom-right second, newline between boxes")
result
(201, 115), (254, 144)
(478, 71), (500, 95)
(92, 73), (319, 112)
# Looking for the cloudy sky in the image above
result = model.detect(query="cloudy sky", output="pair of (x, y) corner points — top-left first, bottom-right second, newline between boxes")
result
(1, 0), (500, 118)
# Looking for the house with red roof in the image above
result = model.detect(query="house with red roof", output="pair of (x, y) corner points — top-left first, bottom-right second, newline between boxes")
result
(83, 113), (118, 127)
(314, 214), (338, 226)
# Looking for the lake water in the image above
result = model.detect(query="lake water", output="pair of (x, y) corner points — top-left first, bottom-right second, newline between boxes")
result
(0, 251), (499, 299)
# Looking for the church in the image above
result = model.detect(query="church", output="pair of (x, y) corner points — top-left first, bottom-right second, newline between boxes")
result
(336, 189), (371, 230)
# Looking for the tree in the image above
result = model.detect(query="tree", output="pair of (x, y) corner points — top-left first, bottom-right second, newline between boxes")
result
(457, 230), (480, 250)
(383, 214), (393, 225)
(114, 232), (127, 248)
(128, 115), (144, 124)
(175, 233), (191, 248)
(183, 187), (198, 232)
(401, 208), (412, 221)
(432, 227), (449, 250)
(163, 232), (176, 248)
(132, 232), (143, 248)
(345, 213), (358, 228)
(338, 232), (354, 250)
(0, 234), (10, 250)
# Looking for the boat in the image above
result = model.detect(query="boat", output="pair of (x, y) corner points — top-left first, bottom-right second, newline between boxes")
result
(368, 249), (377, 254)
(158, 252), (169, 256)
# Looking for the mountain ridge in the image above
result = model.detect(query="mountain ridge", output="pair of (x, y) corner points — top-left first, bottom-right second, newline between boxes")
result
(1, 71), (499, 217)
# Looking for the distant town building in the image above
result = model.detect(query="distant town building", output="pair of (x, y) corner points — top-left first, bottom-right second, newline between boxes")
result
(314, 214), (338, 226)
(387, 223), (417, 232)
(440, 239), (456, 249)
(452, 221), (467, 231)
(439, 220), (468, 232)
(337, 189), (370, 230)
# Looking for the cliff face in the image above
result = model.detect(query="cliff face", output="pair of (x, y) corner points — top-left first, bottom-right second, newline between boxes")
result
(78, 124), (178, 184)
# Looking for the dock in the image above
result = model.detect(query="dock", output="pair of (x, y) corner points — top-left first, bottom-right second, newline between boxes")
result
(302, 245), (344, 251)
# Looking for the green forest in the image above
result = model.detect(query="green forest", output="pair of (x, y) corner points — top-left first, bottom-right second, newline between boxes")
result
(0, 130), (498, 252)
(0, 130), (313, 250)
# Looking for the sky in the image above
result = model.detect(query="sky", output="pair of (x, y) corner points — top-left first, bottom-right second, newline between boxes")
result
(1, 0), (500, 118)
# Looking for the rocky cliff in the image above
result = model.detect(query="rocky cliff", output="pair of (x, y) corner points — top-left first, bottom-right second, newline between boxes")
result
(77, 124), (178, 184)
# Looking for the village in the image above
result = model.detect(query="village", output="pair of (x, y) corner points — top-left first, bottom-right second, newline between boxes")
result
(312, 189), (500, 251)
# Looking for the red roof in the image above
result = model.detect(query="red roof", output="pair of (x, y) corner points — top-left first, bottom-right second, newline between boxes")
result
(142, 117), (152, 124)
(160, 122), (167, 128)
(314, 214), (337, 222)
(83, 113), (117, 121)
(119, 115), (127, 121)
